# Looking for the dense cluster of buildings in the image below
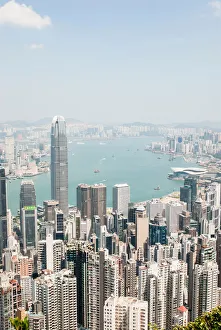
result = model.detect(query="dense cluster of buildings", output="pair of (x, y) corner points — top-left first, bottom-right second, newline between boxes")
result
(149, 132), (221, 156)
(1, 116), (221, 330)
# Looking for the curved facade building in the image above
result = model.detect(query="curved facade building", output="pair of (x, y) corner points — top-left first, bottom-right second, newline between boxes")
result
(51, 116), (68, 217)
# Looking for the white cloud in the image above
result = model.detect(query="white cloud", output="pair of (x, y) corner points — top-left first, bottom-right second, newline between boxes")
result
(29, 43), (44, 50)
(0, 0), (52, 29)
(209, 1), (221, 17)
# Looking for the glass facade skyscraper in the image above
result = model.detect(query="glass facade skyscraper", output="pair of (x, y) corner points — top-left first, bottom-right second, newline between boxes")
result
(20, 181), (37, 252)
(51, 116), (68, 217)
(0, 167), (7, 258)
(0, 167), (7, 218)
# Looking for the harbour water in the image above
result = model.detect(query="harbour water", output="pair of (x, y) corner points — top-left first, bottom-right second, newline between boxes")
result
(7, 137), (191, 215)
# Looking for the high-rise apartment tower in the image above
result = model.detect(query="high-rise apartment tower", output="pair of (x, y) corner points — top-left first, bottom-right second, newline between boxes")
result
(113, 183), (130, 218)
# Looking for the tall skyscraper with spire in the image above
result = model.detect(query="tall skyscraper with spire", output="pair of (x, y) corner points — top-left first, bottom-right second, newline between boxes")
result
(51, 116), (68, 217)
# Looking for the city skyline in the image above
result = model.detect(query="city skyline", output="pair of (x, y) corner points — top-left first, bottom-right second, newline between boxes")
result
(1, 117), (221, 329)
(1, 0), (221, 123)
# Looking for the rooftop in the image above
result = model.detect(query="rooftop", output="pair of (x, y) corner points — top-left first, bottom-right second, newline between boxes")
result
(114, 183), (129, 188)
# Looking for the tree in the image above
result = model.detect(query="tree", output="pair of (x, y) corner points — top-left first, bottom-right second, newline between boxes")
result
(149, 306), (221, 330)
(10, 317), (29, 330)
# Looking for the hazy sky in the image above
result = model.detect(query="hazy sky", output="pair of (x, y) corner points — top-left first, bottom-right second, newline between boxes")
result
(0, 0), (221, 124)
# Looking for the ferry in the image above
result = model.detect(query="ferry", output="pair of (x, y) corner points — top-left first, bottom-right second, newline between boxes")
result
(154, 186), (160, 191)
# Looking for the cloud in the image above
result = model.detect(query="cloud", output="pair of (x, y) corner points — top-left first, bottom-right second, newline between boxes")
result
(209, 1), (221, 17)
(0, 0), (52, 29)
(29, 43), (44, 50)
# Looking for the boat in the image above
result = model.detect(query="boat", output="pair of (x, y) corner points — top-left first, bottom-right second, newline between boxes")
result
(157, 157), (161, 160)
(144, 145), (151, 151)
(94, 169), (100, 173)
(77, 142), (85, 145)
(154, 186), (160, 191)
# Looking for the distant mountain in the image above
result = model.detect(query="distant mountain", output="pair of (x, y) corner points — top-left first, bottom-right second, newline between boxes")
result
(173, 121), (221, 130)
(122, 122), (156, 127)
(0, 117), (82, 128)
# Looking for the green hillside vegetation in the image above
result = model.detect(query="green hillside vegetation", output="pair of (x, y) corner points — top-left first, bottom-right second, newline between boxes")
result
(10, 317), (29, 330)
(150, 306), (221, 330)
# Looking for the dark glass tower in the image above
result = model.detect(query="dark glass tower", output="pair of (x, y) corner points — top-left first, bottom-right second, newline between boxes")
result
(20, 181), (37, 252)
(0, 167), (7, 257)
(149, 213), (167, 245)
(180, 185), (192, 211)
(0, 167), (7, 217)
(184, 177), (198, 211)
(51, 116), (68, 217)
(77, 184), (92, 219)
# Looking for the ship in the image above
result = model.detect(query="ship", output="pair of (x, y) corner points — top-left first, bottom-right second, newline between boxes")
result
(94, 169), (100, 173)
(154, 186), (160, 190)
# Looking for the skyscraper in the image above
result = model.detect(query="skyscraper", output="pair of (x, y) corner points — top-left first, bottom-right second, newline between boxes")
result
(184, 177), (198, 211)
(51, 116), (68, 217)
(0, 167), (7, 256)
(91, 184), (106, 223)
(0, 273), (22, 330)
(77, 184), (92, 219)
(149, 213), (167, 246)
(20, 181), (37, 253)
(165, 201), (186, 234)
(104, 296), (148, 330)
(138, 259), (188, 330)
(113, 183), (130, 218)
(5, 135), (15, 168)
(66, 240), (94, 328)
(88, 249), (121, 330)
(191, 261), (219, 321)
(43, 200), (59, 222)
(180, 185), (192, 212)
(20, 180), (36, 211)
(124, 259), (137, 297)
(135, 206), (149, 252)
(33, 269), (77, 330)
(37, 234), (64, 273)
(54, 207), (64, 240)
